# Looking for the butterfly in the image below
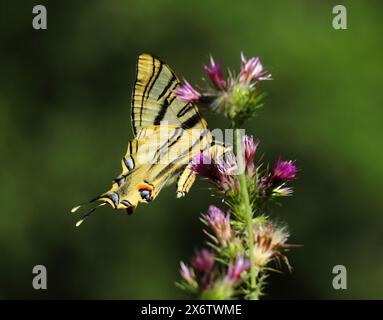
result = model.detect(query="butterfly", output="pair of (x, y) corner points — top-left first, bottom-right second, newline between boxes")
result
(71, 53), (227, 226)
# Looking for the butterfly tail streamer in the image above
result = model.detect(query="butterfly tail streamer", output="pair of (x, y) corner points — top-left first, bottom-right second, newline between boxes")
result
(70, 197), (107, 227)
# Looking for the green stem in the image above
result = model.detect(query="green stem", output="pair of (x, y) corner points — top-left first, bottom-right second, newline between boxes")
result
(234, 128), (258, 300)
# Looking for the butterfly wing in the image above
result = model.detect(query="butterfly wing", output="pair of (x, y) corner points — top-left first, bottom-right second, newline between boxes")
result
(72, 54), (215, 223)
(131, 53), (207, 134)
(100, 126), (183, 211)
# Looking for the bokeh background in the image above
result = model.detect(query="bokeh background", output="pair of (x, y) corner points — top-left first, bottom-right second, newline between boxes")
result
(1, 0), (382, 299)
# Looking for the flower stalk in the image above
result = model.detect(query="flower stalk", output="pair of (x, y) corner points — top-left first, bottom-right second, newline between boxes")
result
(234, 128), (258, 299)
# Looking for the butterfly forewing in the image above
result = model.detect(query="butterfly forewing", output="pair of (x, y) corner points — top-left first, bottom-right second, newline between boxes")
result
(131, 53), (207, 135)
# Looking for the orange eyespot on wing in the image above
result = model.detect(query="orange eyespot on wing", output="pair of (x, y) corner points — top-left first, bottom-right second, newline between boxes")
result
(136, 182), (155, 202)
(136, 183), (154, 192)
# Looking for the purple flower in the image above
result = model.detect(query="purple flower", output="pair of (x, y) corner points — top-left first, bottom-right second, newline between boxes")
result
(258, 160), (296, 195)
(272, 159), (297, 181)
(202, 205), (231, 244)
(192, 249), (215, 274)
(180, 262), (195, 284)
(203, 56), (226, 90)
(239, 53), (272, 84)
(226, 256), (250, 282)
(191, 152), (238, 191)
(243, 135), (258, 175)
(175, 80), (201, 103)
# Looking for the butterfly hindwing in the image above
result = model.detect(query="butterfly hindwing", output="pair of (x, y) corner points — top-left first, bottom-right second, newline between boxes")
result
(176, 164), (196, 198)
(101, 126), (182, 210)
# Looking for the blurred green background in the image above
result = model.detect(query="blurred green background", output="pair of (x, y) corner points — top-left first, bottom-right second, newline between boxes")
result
(0, 0), (382, 299)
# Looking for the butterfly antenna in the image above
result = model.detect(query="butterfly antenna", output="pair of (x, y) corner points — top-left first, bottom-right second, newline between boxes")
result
(75, 203), (106, 227)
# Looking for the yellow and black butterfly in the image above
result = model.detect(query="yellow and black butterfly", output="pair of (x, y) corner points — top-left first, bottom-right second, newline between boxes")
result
(71, 53), (227, 226)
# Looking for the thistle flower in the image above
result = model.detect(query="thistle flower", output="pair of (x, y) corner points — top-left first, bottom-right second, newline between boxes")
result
(174, 54), (271, 125)
(180, 261), (195, 284)
(175, 80), (201, 103)
(211, 53), (270, 125)
(258, 159), (297, 196)
(192, 249), (215, 274)
(201, 205), (231, 245)
(191, 153), (221, 182)
(272, 160), (297, 182)
(272, 185), (294, 197)
(203, 56), (226, 90)
(252, 222), (289, 268)
(239, 53), (272, 84)
(191, 249), (216, 290)
(226, 256), (250, 282)
(243, 135), (258, 175)
(191, 152), (238, 191)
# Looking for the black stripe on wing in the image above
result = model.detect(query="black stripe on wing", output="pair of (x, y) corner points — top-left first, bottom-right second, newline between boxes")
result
(181, 114), (203, 129)
(153, 129), (209, 181)
(139, 56), (156, 127)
